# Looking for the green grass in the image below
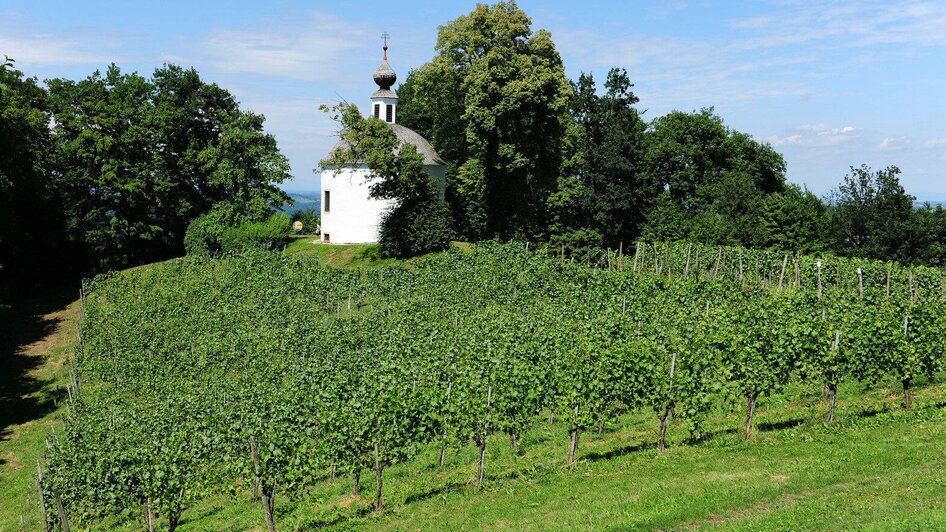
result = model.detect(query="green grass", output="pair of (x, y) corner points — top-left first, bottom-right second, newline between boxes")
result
(145, 377), (946, 531)
(4, 264), (946, 531)
(0, 288), (78, 531)
(284, 237), (402, 269)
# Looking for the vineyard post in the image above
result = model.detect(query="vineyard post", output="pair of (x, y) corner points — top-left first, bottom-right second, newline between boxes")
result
(658, 352), (677, 452)
(567, 404), (580, 466)
(738, 253), (744, 282)
(664, 243), (671, 279)
(794, 259), (800, 288)
(742, 391), (758, 442)
(607, 248), (612, 271)
(144, 498), (155, 532)
(778, 255), (788, 289)
(684, 243), (692, 277)
(618, 242), (624, 271)
(654, 243), (660, 275)
(477, 385), (492, 487)
(353, 470), (361, 496)
(54, 489), (70, 532)
(713, 249), (722, 279)
(36, 461), (49, 532)
(249, 436), (276, 532)
(816, 261), (823, 301)
(622, 296), (627, 315)
(632, 242), (641, 273)
(826, 330), (840, 423)
(857, 268), (864, 298)
(902, 316), (912, 411)
(374, 442), (384, 511)
(439, 381), (453, 468)
(561, 245), (565, 265)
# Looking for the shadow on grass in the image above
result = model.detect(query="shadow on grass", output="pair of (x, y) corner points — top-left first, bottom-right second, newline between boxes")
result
(583, 441), (652, 462)
(404, 480), (466, 504)
(757, 418), (806, 431)
(305, 504), (374, 529)
(0, 282), (75, 441)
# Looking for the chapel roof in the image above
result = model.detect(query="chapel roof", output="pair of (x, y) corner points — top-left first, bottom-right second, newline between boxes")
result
(327, 122), (445, 167)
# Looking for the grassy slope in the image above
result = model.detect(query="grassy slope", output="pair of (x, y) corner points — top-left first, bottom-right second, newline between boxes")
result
(0, 287), (78, 531)
(162, 379), (946, 531)
(4, 247), (946, 531)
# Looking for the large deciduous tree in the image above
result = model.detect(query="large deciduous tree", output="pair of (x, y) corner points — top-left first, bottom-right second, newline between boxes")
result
(47, 64), (290, 271)
(398, 1), (571, 240)
(0, 64), (68, 297)
(640, 108), (787, 247)
(827, 164), (914, 262)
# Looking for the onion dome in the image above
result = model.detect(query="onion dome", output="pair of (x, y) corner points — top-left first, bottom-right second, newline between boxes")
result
(373, 43), (397, 90)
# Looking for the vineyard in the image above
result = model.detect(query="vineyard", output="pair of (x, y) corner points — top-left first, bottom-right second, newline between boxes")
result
(38, 241), (946, 530)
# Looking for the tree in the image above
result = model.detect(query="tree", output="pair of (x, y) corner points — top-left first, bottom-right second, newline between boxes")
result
(321, 103), (452, 258)
(641, 108), (787, 247)
(0, 64), (68, 298)
(827, 164), (914, 262)
(47, 64), (290, 271)
(565, 69), (657, 247)
(397, 1), (572, 240)
(754, 184), (827, 253)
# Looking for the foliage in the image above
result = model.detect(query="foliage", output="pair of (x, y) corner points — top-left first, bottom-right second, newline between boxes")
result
(44, 238), (946, 529)
(321, 102), (452, 258)
(398, 1), (572, 240)
(46, 63), (291, 271)
(290, 209), (320, 234)
(827, 164), (915, 262)
(0, 65), (68, 300)
(220, 213), (292, 253)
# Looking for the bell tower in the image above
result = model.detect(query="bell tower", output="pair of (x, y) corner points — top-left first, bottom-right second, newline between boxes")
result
(370, 33), (398, 124)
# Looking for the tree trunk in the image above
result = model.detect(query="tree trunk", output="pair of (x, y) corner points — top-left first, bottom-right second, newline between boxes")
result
(567, 428), (580, 465)
(658, 403), (673, 452)
(476, 434), (487, 487)
(598, 417), (606, 434)
(902, 378), (913, 411)
(826, 382), (838, 423)
(509, 431), (518, 452)
(548, 403), (555, 425)
(353, 469), (361, 496)
(743, 393), (758, 442)
(374, 443), (384, 512)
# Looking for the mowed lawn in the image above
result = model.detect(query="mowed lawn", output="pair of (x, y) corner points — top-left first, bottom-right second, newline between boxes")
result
(3, 254), (946, 531)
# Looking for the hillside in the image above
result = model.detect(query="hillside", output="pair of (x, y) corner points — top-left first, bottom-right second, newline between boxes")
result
(3, 243), (946, 531)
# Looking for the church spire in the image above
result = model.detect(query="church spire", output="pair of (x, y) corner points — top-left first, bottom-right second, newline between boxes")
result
(371, 32), (398, 123)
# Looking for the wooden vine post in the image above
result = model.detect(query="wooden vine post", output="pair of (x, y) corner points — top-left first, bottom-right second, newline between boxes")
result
(902, 316), (913, 411)
(816, 260), (823, 301)
(857, 268), (864, 298)
(826, 330), (840, 423)
(36, 461), (49, 532)
(249, 436), (276, 532)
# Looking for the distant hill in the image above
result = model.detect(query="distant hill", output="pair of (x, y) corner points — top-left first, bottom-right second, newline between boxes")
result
(282, 192), (321, 216)
(914, 200), (945, 210)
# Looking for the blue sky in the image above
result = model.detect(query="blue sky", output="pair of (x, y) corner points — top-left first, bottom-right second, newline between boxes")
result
(4, 0), (946, 199)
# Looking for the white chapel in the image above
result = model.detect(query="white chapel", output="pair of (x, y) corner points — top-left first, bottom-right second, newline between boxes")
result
(319, 40), (446, 244)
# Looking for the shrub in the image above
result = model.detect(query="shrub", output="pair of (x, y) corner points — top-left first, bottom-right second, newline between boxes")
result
(220, 213), (292, 253)
(378, 197), (453, 258)
(291, 209), (320, 234)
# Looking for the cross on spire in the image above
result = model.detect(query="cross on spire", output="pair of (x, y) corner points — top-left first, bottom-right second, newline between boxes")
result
(381, 32), (390, 60)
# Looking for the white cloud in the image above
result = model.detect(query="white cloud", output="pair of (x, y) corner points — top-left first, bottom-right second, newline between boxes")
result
(0, 32), (122, 66)
(766, 134), (802, 146)
(877, 136), (910, 150)
(199, 12), (374, 81)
